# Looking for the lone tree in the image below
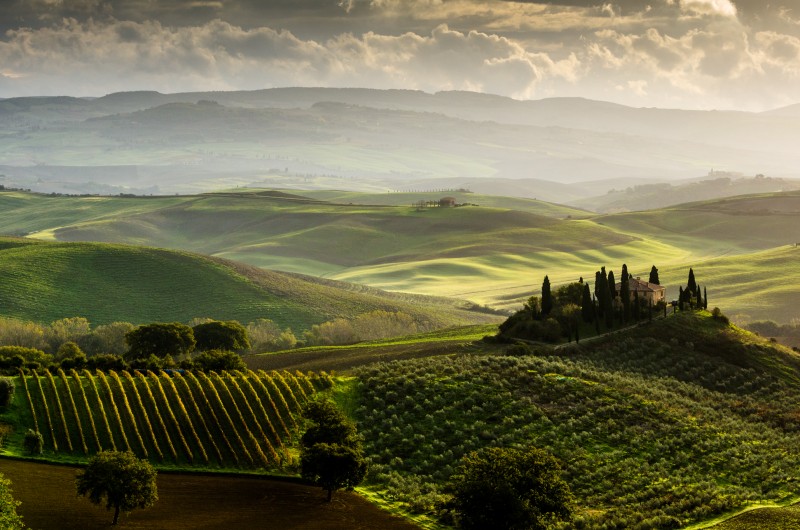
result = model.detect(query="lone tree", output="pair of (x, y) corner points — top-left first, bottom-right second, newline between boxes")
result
(300, 400), (367, 501)
(446, 446), (572, 530)
(192, 320), (250, 352)
(125, 322), (195, 360)
(76, 451), (158, 526)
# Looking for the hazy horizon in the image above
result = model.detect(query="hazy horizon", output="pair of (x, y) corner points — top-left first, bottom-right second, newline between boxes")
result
(2, 1), (800, 112)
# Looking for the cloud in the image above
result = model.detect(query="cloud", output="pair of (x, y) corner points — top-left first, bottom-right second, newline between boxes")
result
(0, 18), (578, 99)
(0, 1), (797, 110)
(678, 0), (737, 17)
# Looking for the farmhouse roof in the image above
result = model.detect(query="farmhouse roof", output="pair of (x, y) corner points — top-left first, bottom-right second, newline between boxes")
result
(616, 277), (665, 293)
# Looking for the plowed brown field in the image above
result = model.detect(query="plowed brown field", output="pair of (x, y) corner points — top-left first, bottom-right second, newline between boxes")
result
(0, 459), (420, 529)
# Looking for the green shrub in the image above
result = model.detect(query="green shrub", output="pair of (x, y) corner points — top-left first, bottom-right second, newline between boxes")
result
(0, 378), (14, 407)
(85, 354), (127, 372)
(0, 346), (52, 365)
(711, 307), (730, 324)
(192, 349), (246, 372)
(23, 429), (43, 455)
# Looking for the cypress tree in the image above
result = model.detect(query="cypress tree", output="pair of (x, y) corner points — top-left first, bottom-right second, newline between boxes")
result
(608, 270), (617, 300)
(687, 268), (697, 295)
(597, 268), (608, 318)
(599, 268), (613, 330)
(620, 264), (631, 323)
(696, 284), (702, 309)
(607, 271), (617, 325)
(704, 286), (708, 309)
(649, 265), (660, 285)
(678, 286), (684, 311)
(581, 283), (593, 323)
(633, 290), (640, 322)
(594, 271), (602, 308)
(541, 276), (553, 316)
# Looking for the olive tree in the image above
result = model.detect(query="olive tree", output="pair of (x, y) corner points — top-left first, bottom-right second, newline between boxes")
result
(446, 446), (572, 530)
(300, 400), (367, 501)
(76, 451), (158, 525)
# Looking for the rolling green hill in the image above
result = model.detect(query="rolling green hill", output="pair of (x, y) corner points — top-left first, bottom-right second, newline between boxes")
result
(0, 237), (494, 329)
(2, 189), (799, 322)
(346, 311), (800, 529)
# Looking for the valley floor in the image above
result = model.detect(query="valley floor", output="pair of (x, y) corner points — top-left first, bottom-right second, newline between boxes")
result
(1, 458), (420, 530)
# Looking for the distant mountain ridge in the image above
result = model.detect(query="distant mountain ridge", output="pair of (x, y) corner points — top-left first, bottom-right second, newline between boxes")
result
(1, 87), (799, 198)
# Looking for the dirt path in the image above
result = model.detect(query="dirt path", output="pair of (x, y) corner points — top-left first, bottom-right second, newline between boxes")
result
(0, 459), (420, 530)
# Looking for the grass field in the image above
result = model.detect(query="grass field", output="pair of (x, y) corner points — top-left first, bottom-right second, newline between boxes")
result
(246, 324), (498, 373)
(0, 459), (421, 530)
(0, 237), (492, 329)
(2, 189), (799, 322)
(705, 504), (800, 529)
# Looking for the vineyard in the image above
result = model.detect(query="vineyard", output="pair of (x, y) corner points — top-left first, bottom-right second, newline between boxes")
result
(17, 369), (324, 469)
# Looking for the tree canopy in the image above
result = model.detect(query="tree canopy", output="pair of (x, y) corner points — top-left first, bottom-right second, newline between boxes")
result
(124, 322), (195, 359)
(446, 446), (572, 530)
(300, 400), (367, 501)
(0, 474), (25, 530)
(76, 451), (158, 526)
(192, 320), (250, 352)
(192, 349), (247, 372)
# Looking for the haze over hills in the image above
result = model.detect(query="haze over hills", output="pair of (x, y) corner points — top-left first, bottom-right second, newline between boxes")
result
(1, 88), (799, 206)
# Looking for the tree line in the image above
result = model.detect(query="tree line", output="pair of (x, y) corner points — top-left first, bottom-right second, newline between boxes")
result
(0, 310), (425, 374)
(500, 264), (708, 344)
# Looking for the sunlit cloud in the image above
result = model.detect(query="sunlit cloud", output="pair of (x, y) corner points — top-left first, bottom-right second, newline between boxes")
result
(0, 0), (797, 110)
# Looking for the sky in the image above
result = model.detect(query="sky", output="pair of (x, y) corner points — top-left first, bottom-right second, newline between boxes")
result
(1, 0), (799, 110)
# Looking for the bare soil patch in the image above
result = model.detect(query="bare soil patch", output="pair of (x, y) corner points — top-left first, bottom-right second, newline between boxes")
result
(1, 459), (420, 530)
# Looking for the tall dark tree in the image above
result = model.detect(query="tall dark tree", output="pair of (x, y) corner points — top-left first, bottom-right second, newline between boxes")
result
(581, 283), (594, 323)
(678, 286), (685, 311)
(597, 267), (613, 329)
(687, 268), (697, 295)
(696, 285), (703, 309)
(620, 264), (631, 323)
(541, 276), (553, 316)
(596, 268), (607, 318)
(446, 446), (572, 530)
(76, 451), (158, 525)
(704, 286), (708, 309)
(607, 270), (617, 301)
(649, 265), (660, 285)
(594, 271), (602, 302)
(607, 270), (617, 325)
